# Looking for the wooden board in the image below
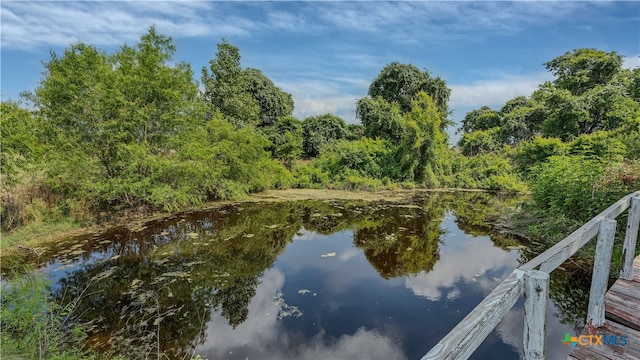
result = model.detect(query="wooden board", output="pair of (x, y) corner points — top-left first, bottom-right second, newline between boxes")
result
(568, 320), (640, 360)
(605, 279), (640, 331)
(569, 255), (640, 360)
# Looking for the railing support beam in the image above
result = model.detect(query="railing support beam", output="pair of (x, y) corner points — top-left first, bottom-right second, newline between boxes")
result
(523, 270), (549, 360)
(621, 197), (640, 280)
(587, 218), (617, 327)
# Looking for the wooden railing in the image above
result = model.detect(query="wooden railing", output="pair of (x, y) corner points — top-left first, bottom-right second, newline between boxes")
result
(422, 191), (640, 360)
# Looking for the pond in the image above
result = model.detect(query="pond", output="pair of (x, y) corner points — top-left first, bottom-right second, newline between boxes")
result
(40, 191), (584, 360)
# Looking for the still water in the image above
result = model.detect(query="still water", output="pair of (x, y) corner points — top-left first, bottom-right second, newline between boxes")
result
(41, 192), (580, 359)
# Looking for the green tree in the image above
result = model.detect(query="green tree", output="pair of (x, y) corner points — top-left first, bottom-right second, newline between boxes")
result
(313, 138), (395, 181)
(356, 96), (404, 145)
(0, 101), (46, 185)
(458, 128), (500, 156)
(536, 84), (589, 141)
(244, 68), (294, 124)
(34, 28), (209, 212)
(366, 62), (451, 125)
(459, 106), (502, 134)
(301, 114), (348, 158)
(346, 124), (364, 140)
(630, 68), (640, 101)
(396, 92), (445, 186)
(568, 131), (626, 160)
(38, 27), (197, 180)
(202, 40), (260, 126)
(259, 116), (304, 167)
(544, 49), (623, 96)
(582, 83), (640, 132)
(113, 27), (197, 147)
(511, 136), (568, 174)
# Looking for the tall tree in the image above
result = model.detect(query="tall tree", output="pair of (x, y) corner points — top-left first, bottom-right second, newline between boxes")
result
(356, 96), (404, 145)
(34, 27), (204, 214)
(202, 40), (260, 126)
(544, 48), (623, 96)
(244, 68), (294, 125)
(302, 114), (348, 158)
(396, 92), (446, 186)
(114, 27), (197, 147)
(459, 106), (502, 134)
(366, 62), (451, 126)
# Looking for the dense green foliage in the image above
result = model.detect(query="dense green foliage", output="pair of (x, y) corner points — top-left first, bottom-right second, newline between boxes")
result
(455, 48), (640, 260)
(301, 113), (349, 158)
(0, 272), (90, 359)
(1, 27), (637, 358)
(1, 28), (295, 234)
(1, 26), (636, 271)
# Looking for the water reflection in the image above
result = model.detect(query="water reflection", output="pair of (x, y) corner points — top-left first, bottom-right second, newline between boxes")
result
(405, 214), (518, 301)
(39, 192), (581, 359)
(199, 268), (405, 360)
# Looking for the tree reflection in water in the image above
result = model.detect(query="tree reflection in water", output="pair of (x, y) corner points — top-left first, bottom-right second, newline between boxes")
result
(41, 192), (587, 359)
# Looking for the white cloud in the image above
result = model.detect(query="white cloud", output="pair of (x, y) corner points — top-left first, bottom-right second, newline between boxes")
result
(623, 54), (639, 69)
(1, 2), (217, 49)
(404, 228), (519, 301)
(495, 301), (575, 360)
(275, 78), (365, 122)
(291, 228), (319, 242)
(312, 1), (590, 44)
(2, 2), (598, 51)
(449, 72), (553, 108)
(339, 248), (361, 262)
(197, 267), (405, 360)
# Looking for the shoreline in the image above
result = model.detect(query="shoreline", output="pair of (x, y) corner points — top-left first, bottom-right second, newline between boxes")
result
(1, 188), (495, 272)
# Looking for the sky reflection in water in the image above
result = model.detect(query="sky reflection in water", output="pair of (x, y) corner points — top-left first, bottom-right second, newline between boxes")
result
(40, 193), (576, 360)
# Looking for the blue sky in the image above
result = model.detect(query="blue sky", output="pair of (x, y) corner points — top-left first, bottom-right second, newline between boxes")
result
(1, 1), (639, 140)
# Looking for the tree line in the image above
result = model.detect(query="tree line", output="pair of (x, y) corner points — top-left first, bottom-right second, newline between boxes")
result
(2, 27), (639, 234)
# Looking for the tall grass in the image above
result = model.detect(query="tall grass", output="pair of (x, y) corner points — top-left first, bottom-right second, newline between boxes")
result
(0, 271), (89, 359)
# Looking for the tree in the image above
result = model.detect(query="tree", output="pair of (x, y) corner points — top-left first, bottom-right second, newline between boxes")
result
(544, 49), (623, 96)
(113, 27), (197, 147)
(366, 62), (451, 125)
(511, 136), (568, 174)
(35, 27), (204, 212)
(259, 116), (303, 167)
(301, 114), (348, 158)
(457, 128), (500, 156)
(37, 42), (121, 177)
(396, 92), (446, 186)
(356, 96), (404, 145)
(202, 40), (260, 126)
(498, 98), (546, 145)
(244, 68), (294, 125)
(459, 106), (502, 134)
(0, 101), (45, 185)
(630, 68), (640, 101)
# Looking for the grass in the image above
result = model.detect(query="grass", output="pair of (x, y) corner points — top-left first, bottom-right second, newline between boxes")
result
(1, 220), (94, 272)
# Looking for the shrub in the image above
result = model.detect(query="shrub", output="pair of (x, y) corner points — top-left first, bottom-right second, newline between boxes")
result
(511, 136), (568, 175)
(0, 272), (87, 359)
(529, 156), (639, 222)
(443, 153), (527, 193)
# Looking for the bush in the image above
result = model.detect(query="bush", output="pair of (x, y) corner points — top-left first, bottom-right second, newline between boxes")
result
(1, 272), (88, 359)
(530, 156), (639, 222)
(458, 128), (501, 156)
(443, 153), (527, 193)
(511, 136), (568, 175)
(569, 130), (626, 160)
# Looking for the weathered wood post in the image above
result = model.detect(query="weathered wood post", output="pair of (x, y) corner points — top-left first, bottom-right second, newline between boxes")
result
(621, 197), (640, 280)
(587, 218), (617, 327)
(523, 270), (549, 360)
